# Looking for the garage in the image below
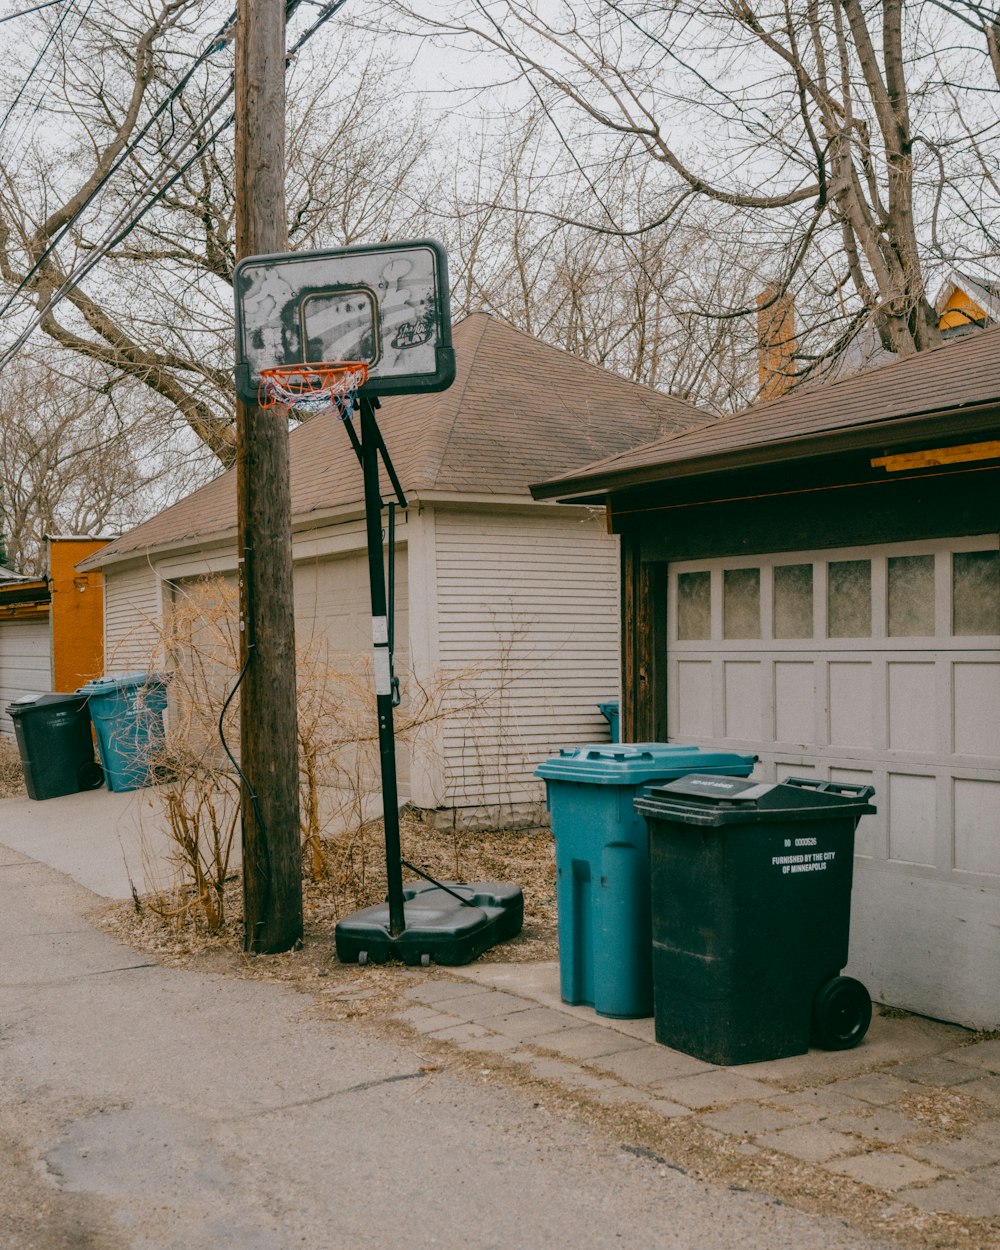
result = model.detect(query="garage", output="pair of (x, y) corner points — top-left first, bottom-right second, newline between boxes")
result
(533, 325), (1000, 1029)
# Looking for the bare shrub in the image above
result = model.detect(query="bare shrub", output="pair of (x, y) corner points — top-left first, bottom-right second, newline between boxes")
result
(0, 734), (26, 799)
(141, 576), (499, 932)
(146, 576), (241, 932)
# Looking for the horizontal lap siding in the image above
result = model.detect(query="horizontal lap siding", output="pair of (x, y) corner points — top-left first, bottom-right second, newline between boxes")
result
(0, 617), (51, 733)
(436, 510), (619, 808)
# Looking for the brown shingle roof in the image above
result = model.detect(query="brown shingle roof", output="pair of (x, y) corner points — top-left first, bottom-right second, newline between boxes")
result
(82, 313), (703, 569)
(532, 323), (1000, 501)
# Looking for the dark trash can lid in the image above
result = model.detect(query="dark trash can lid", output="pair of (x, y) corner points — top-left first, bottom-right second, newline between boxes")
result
(6, 691), (89, 716)
(634, 774), (876, 827)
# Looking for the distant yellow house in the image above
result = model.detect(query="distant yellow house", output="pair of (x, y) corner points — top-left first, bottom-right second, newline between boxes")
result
(0, 537), (109, 732)
(759, 269), (999, 397)
(935, 269), (1000, 331)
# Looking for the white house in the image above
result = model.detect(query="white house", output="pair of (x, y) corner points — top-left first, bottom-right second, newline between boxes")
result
(79, 313), (704, 827)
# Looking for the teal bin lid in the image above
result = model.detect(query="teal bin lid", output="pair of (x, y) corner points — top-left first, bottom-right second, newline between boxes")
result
(77, 672), (170, 694)
(535, 743), (756, 786)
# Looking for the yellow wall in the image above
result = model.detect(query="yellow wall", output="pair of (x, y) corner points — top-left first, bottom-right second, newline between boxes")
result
(48, 538), (108, 692)
(939, 288), (987, 330)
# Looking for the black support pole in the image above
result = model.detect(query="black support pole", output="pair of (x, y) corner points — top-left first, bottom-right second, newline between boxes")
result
(360, 395), (406, 937)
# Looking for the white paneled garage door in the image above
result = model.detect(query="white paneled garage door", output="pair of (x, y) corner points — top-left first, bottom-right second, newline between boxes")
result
(667, 535), (1000, 1028)
(0, 616), (51, 734)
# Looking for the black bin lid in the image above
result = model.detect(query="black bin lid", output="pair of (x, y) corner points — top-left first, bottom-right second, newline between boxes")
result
(6, 692), (89, 717)
(634, 774), (876, 827)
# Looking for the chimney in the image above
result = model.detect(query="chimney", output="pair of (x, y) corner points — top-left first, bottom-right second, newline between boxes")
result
(756, 284), (796, 400)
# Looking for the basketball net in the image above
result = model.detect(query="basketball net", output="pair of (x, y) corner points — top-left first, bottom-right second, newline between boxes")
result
(258, 361), (368, 420)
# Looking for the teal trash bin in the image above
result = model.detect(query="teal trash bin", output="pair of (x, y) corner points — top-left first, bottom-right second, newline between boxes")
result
(597, 701), (620, 743)
(535, 744), (756, 1018)
(78, 673), (170, 792)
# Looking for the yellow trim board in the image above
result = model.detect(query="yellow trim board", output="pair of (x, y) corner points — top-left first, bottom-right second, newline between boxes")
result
(872, 440), (1000, 472)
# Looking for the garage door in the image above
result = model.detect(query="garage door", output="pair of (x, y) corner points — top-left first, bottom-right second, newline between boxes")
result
(0, 616), (51, 734)
(295, 551), (410, 797)
(168, 555), (411, 799)
(667, 535), (1000, 1028)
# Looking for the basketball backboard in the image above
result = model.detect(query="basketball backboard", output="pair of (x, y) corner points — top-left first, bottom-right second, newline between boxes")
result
(234, 239), (455, 401)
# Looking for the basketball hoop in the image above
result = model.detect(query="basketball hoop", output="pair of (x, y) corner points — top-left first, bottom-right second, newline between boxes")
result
(257, 361), (368, 420)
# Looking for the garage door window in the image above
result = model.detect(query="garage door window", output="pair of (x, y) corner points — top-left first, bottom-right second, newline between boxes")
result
(953, 550), (1000, 636)
(723, 567), (761, 639)
(677, 571), (711, 640)
(888, 555), (935, 637)
(828, 560), (871, 638)
(773, 563), (813, 638)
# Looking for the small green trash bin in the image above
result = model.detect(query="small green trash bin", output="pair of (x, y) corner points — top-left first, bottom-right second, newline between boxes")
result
(635, 774), (876, 1065)
(78, 673), (170, 792)
(535, 744), (756, 1018)
(6, 693), (104, 800)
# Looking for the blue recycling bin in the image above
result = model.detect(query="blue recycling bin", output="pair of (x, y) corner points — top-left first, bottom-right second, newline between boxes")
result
(78, 672), (170, 792)
(535, 743), (756, 1018)
(597, 701), (620, 742)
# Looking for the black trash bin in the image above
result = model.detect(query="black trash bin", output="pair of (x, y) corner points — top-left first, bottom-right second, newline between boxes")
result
(6, 693), (104, 801)
(634, 774), (876, 1066)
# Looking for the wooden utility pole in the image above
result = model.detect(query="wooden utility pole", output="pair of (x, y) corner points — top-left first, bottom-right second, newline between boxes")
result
(234, 0), (303, 953)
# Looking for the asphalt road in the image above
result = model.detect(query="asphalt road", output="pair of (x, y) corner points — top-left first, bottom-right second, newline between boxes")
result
(0, 845), (898, 1250)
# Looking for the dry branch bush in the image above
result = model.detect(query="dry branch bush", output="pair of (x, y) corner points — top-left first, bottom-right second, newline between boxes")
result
(0, 734), (26, 799)
(294, 631), (507, 906)
(143, 576), (242, 932)
(139, 576), (502, 931)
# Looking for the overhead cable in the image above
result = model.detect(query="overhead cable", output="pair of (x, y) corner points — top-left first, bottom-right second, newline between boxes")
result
(0, 0), (348, 373)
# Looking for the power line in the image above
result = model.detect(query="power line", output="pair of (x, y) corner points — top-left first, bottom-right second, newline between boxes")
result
(0, 0), (348, 374)
(0, 0), (66, 26)
(0, 4), (237, 322)
(0, 0), (86, 155)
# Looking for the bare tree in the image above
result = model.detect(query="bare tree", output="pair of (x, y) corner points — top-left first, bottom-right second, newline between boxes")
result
(437, 112), (759, 409)
(0, 352), (210, 574)
(0, 0), (433, 468)
(393, 0), (1000, 380)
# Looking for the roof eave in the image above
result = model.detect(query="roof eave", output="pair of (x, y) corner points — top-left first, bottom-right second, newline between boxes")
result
(0, 579), (51, 606)
(532, 399), (1000, 503)
(78, 486), (589, 572)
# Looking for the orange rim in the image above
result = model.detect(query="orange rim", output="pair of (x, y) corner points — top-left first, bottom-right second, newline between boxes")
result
(258, 361), (369, 410)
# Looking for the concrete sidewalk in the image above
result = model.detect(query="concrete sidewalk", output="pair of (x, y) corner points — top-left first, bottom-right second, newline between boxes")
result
(394, 962), (1000, 1227)
(0, 787), (177, 899)
(0, 785), (238, 900)
(3, 786), (999, 1241)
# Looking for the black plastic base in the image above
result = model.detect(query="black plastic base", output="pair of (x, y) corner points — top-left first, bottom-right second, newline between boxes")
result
(335, 881), (523, 967)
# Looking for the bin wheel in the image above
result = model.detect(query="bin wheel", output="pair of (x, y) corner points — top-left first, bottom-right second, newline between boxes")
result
(811, 976), (871, 1051)
(77, 761), (104, 791)
(358, 951), (368, 966)
(420, 953), (431, 967)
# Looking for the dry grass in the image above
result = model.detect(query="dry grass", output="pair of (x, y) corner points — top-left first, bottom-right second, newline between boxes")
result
(105, 809), (558, 965)
(0, 735), (26, 799)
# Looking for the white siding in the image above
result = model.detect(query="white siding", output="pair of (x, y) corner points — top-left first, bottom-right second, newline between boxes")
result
(104, 563), (165, 675)
(0, 616), (51, 733)
(434, 508), (619, 811)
